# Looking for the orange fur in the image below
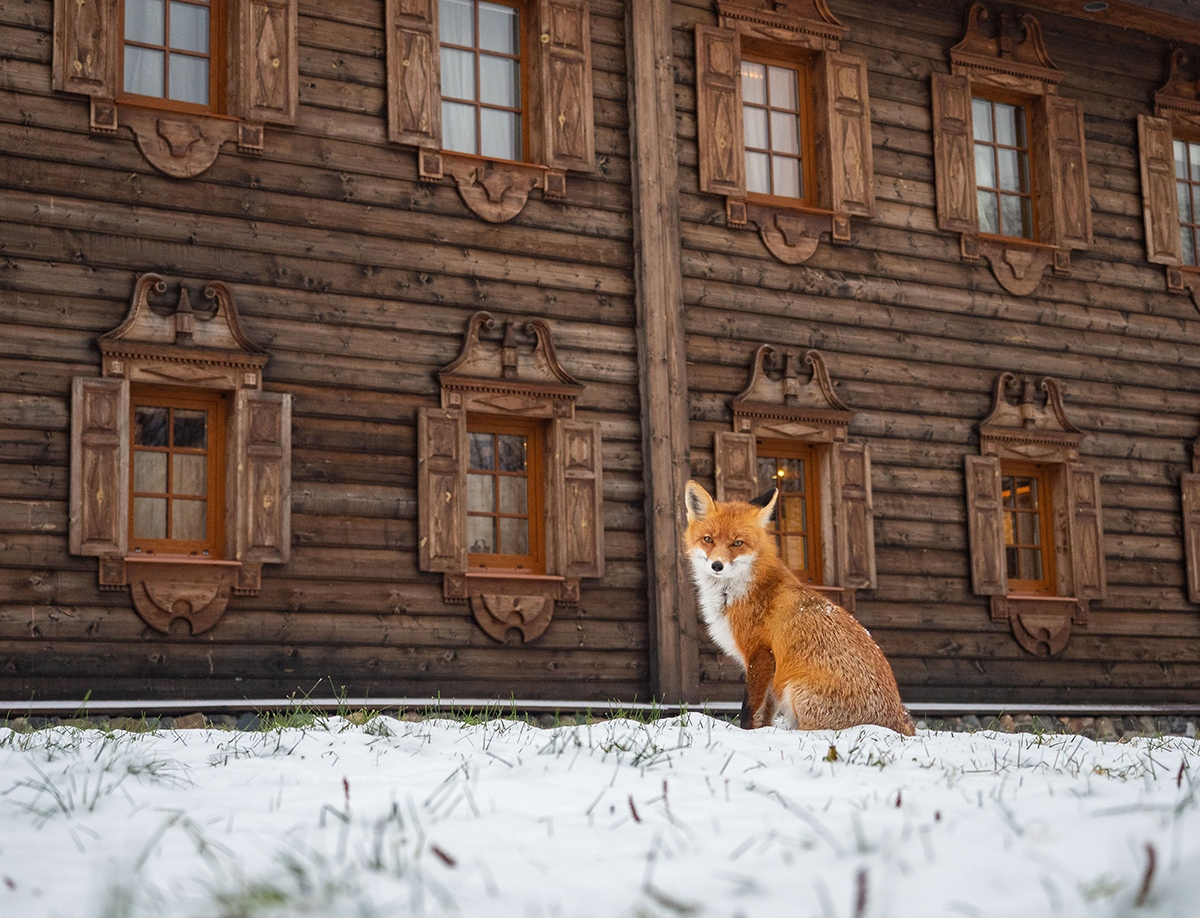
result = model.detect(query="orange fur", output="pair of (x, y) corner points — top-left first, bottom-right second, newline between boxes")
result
(685, 480), (914, 735)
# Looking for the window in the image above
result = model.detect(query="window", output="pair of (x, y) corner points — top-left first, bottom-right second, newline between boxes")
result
(756, 441), (822, 583)
(466, 416), (544, 572)
(972, 94), (1035, 240)
(740, 54), (815, 205)
(122, 0), (222, 111)
(130, 387), (226, 557)
(1175, 138), (1200, 266)
(999, 463), (1054, 594)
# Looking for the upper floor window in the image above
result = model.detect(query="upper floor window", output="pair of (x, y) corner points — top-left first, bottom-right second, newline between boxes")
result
(740, 53), (814, 205)
(466, 415), (545, 572)
(1174, 137), (1200, 266)
(1000, 463), (1054, 594)
(972, 94), (1035, 240)
(757, 441), (822, 583)
(122, 0), (221, 110)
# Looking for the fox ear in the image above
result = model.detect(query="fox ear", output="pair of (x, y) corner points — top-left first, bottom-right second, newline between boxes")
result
(685, 480), (714, 523)
(750, 487), (778, 527)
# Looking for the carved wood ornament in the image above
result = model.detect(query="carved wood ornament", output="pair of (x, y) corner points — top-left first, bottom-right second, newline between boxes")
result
(695, 0), (875, 264)
(966, 373), (1105, 656)
(71, 274), (291, 635)
(933, 4), (1092, 295)
(418, 312), (604, 644)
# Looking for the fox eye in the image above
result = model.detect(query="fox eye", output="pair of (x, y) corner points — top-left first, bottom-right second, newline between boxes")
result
(732, 539), (743, 547)
(703, 535), (713, 544)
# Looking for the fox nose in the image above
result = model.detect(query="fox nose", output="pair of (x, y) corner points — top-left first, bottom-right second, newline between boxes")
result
(709, 560), (724, 573)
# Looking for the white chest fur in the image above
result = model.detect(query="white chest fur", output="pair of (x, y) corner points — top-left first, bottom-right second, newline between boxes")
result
(688, 547), (755, 669)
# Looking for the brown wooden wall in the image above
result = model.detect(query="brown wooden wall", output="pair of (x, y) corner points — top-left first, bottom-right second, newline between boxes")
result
(0, 0), (655, 702)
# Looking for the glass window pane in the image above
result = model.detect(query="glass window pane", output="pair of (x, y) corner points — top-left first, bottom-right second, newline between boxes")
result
(782, 535), (807, 571)
(126, 0), (165, 44)
(174, 454), (207, 497)
(1014, 477), (1038, 509)
(480, 108), (521, 160)
(125, 46), (165, 97)
(467, 472), (495, 513)
(1176, 139), (1188, 180)
(1190, 141), (1200, 183)
(972, 98), (993, 142)
(974, 145), (995, 189)
(469, 432), (494, 471)
(781, 494), (807, 533)
(170, 2), (209, 53)
(994, 102), (1020, 146)
(741, 61), (766, 105)
(172, 498), (206, 541)
(776, 458), (805, 492)
(772, 157), (801, 198)
(1182, 226), (1196, 266)
(173, 409), (207, 449)
(1019, 547), (1043, 581)
(1192, 183), (1200, 227)
(997, 148), (1021, 192)
(443, 101), (478, 154)
(169, 53), (208, 104)
(498, 476), (527, 515)
(977, 190), (998, 234)
(468, 516), (495, 554)
(479, 2), (519, 54)
(1178, 179), (1193, 224)
(770, 110), (800, 155)
(134, 451), (168, 494)
(440, 0), (475, 44)
(134, 497), (168, 539)
(498, 517), (529, 556)
(1000, 193), (1028, 238)
(497, 434), (527, 472)
(743, 106), (768, 150)
(767, 65), (797, 110)
(479, 55), (520, 108)
(757, 457), (778, 491)
(1016, 510), (1040, 547)
(1005, 546), (1019, 580)
(441, 47), (476, 101)
(135, 407), (169, 447)
(1001, 478), (1015, 508)
(746, 151), (770, 195)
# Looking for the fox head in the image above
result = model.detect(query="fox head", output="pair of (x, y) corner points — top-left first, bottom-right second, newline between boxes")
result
(684, 481), (779, 585)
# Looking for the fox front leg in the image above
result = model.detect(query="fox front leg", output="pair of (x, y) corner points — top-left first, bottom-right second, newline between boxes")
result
(740, 646), (777, 729)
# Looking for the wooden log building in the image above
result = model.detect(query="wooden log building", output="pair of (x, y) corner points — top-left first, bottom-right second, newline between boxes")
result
(3, 0), (1200, 711)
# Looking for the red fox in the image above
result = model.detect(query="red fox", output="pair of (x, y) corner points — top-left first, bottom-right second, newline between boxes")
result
(685, 480), (915, 735)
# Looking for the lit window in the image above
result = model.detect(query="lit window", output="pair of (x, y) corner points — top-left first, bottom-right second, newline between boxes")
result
(1174, 138), (1200, 266)
(130, 387), (226, 556)
(741, 56), (812, 203)
(1000, 464), (1055, 594)
(972, 95), (1035, 239)
(123, 0), (219, 109)
(467, 416), (544, 571)
(439, 0), (524, 161)
(756, 442), (822, 583)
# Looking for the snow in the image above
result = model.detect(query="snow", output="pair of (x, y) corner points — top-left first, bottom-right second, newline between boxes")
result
(1, 714), (1198, 917)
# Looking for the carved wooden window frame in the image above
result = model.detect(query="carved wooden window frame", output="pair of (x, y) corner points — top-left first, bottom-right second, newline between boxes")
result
(964, 373), (1106, 657)
(1138, 50), (1200, 306)
(713, 346), (875, 611)
(70, 273), (292, 636)
(998, 460), (1056, 595)
(931, 3), (1092, 296)
(386, 0), (595, 224)
(693, 0), (875, 265)
(465, 414), (547, 573)
(417, 312), (604, 645)
(755, 439), (824, 584)
(52, 0), (298, 178)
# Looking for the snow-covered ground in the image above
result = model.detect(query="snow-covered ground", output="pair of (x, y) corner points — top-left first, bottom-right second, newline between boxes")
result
(1, 714), (1197, 917)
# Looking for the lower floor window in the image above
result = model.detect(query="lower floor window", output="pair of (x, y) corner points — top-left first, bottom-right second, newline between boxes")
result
(756, 440), (822, 583)
(467, 415), (544, 572)
(1001, 462), (1055, 594)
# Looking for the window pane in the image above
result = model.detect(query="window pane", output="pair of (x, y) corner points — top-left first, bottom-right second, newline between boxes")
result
(468, 432), (494, 471)
(443, 101), (478, 154)
(746, 151), (770, 195)
(170, 2), (209, 54)
(174, 454), (207, 497)
(134, 451), (168, 494)
(480, 108), (520, 160)
(498, 475), (527, 514)
(169, 54), (209, 105)
(498, 517), (529, 556)
(1000, 193), (1028, 238)
(1190, 141), (1200, 183)
(126, 0), (165, 44)
(972, 98), (992, 142)
(757, 457), (779, 491)
(479, 2), (519, 54)
(997, 148), (1021, 192)
(1178, 179), (1193, 224)
(468, 516), (495, 554)
(767, 65), (797, 110)
(440, 0), (475, 44)
(134, 497), (168, 539)
(977, 190), (998, 234)
(781, 494), (807, 532)
(1176, 139), (1188, 180)
(173, 409), (207, 449)
(994, 102), (1021, 146)
(125, 46), (165, 97)
(135, 407), (169, 447)
(776, 458), (805, 492)
(467, 472), (495, 513)
(772, 157), (801, 198)
(497, 434), (527, 472)
(781, 535), (807, 571)
(1014, 477), (1038, 510)
(1183, 226), (1197, 266)
(480, 55), (520, 107)
(741, 61), (766, 105)
(1019, 547), (1043, 581)
(743, 106), (768, 150)
(1005, 545), (1019, 580)
(441, 47), (476, 101)
(172, 498), (206, 541)
(974, 145), (995, 189)
(770, 110), (800, 155)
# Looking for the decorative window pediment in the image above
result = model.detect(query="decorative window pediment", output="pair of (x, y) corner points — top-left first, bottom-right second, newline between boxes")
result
(418, 311), (604, 644)
(965, 373), (1105, 656)
(70, 273), (291, 635)
(932, 4), (1092, 295)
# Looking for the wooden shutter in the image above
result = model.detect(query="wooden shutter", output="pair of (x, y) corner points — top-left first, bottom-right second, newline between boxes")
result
(1066, 463), (1106, 601)
(69, 376), (129, 557)
(1043, 95), (1092, 250)
(52, 0), (120, 97)
(1138, 114), (1183, 265)
(386, 0), (442, 147)
(234, 390), (292, 564)
(229, 0), (299, 125)
(816, 51), (875, 218)
(552, 418), (604, 578)
(1181, 473), (1200, 603)
(834, 442), (876, 590)
(714, 432), (757, 503)
(417, 406), (467, 572)
(694, 25), (745, 198)
(964, 455), (1006, 596)
(536, 0), (595, 172)
(931, 72), (977, 233)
